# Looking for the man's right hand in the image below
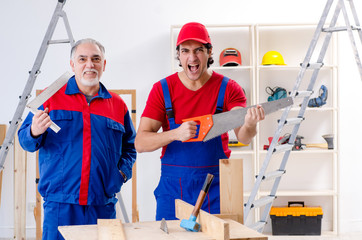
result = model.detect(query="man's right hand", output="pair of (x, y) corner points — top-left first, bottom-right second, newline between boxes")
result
(176, 121), (198, 142)
(31, 108), (52, 137)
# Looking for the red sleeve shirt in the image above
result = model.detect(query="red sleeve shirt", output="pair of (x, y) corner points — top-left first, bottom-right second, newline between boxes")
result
(142, 71), (247, 158)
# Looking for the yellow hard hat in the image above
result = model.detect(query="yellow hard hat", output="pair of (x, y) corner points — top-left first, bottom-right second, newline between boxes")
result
(261, 51), (286, 65)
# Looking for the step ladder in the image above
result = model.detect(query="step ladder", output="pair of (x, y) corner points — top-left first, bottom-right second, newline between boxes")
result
(244, 0), (362, 232)
(0, 0), (74, 173)
(0, 0), (130, 223)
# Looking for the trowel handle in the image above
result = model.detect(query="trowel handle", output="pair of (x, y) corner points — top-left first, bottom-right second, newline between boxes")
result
(191, 173), (214, 217)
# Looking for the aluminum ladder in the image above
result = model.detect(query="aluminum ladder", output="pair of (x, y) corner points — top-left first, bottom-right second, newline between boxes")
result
(0, 0), (130, 223)
(0, 0), (74, 173)
(244, 0), (362, 232)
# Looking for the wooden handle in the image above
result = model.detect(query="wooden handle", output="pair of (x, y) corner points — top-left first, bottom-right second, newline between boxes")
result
(191, 174), (214, 217)
(306, 143), (328, 148)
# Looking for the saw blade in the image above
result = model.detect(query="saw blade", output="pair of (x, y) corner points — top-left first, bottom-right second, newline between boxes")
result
(203, 97), (293, 142)
(160, 218), (169, 234)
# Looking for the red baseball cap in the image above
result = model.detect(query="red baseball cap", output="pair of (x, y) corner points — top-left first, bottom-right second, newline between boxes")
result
(176, 22), (212, 46)
(219, 48), (242, 67)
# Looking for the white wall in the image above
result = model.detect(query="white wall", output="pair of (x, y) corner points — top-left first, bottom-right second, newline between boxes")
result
(0, 0), (361, 238)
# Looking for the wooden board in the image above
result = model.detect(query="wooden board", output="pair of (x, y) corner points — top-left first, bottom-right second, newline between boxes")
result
(0, 125), (6, 207)
(226, 219), (267, 240)
(98, 219), (126, 240)
(14, 126), (27, 239)
(35, 89), (42, 240)
(59, 220), (214, 240)
(59, 219), (267, 240)
(175, 199), (229, 240)
(110, 89), (138, 222)
(219, 159), (243, 224)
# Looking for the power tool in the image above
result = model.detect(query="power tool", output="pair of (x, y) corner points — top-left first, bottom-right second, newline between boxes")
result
(308, 85), (328, 107)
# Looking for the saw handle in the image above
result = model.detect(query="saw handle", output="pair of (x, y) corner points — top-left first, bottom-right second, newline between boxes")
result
(182, 114), (213, 142)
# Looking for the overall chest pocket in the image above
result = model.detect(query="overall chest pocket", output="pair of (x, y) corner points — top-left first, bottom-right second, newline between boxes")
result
(48, 110), (73, 142)
(106, 118), (125, 155)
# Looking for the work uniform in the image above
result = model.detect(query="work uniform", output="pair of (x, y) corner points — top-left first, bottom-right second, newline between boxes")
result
(18, 76), (137, 239)
(142, 72), (246, 220)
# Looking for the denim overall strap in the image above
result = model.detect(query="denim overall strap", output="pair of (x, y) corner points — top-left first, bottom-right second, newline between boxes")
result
(215, 77), (229, 114)
(160, 78), (176, 126)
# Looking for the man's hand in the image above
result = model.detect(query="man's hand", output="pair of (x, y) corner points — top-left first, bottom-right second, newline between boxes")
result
(244, 105), (265, 128)
(233, 105), (265, 145)
(175, 121), (198, 142)
(31, 108), (52, 137)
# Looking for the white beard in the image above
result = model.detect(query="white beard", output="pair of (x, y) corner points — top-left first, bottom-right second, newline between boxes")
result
(80, 69), (99, 87)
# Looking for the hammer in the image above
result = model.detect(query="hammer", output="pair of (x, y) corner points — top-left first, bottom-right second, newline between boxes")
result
(304, 134), (334, 149)
(180, 173), (214, 232)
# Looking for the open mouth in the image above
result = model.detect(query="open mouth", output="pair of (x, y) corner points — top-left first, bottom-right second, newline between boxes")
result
(188, 64), (199, 73)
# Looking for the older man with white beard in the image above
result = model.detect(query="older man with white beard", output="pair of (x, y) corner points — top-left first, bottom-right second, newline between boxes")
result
(18, 38), (137, 240)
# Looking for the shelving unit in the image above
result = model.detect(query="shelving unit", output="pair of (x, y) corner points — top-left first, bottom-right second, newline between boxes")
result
(170, 23), (338, 235)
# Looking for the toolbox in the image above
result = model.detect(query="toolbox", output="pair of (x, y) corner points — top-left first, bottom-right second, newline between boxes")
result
(269, 201), (323, 235)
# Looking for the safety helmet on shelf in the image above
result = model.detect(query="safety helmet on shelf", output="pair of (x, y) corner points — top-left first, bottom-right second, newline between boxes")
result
(176, 22), (212, 46)
(261, 51), (286, 65)
(219, 48), (242, 67)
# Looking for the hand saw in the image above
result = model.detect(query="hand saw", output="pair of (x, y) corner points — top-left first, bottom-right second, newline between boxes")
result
(183, 97), (293, 142)
(26, 71), (72, 133)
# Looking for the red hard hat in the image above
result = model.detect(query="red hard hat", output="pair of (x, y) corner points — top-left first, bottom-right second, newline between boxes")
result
(219, 48), (242, 66)
(176, 22), (211, 46)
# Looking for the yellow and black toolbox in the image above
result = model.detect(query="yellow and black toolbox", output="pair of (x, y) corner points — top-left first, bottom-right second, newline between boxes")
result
(269, 201), (323, 235)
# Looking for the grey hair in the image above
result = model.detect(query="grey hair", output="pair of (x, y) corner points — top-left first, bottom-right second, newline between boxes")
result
(70, 38), (105, 59)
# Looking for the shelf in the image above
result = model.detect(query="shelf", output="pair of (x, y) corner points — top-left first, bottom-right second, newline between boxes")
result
(259, 149), (337, 154)
(259, 190), (337, 197)
(211, 66), (253, 71)
(258, 65), (337, 70)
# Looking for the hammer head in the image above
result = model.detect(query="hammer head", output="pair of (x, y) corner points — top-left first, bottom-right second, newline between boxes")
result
(180, 215), (200, 232)
(322, 134), (334, 149)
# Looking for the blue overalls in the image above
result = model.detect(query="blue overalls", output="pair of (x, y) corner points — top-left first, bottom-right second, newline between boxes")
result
(154, 77), (229, 220)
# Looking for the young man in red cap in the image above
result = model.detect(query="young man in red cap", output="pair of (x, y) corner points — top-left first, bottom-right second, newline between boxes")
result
(135, 22), (265, 220)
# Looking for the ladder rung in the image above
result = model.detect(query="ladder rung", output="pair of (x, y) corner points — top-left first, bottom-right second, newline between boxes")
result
(29, 70), (41, 76)
(262, 170), (286, 181)
(300, 62), (324, 69)
(323, 26), (361, 32)
(273, 144), (293, 153)
(280, 117), (304, 126)
(293, 90), (313, 98)
(251, 196), (275, 208)
(48, 39), (71, 44)
(248, 221), (266, 231)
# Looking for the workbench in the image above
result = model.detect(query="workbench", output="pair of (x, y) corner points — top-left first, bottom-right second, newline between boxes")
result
(59, 219), (266, 240)
(58, 200), (267, 240)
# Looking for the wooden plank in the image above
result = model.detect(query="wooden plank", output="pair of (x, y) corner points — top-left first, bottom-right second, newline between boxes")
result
(224, 219), (267, 240)
(110, 89), (139, 222)
(0, 124), (6, 208)
(35, 151), (42, 240)
(0, 125), (6, 206)
(175, 199), (229, 240)
(59, 220), (214, 240)
(35, 89), (42, 240)
(97, 219), (126, 240)
(14, 126), (27, 239)
(59, 219), (268, 240)
(214, 214), (238, 222)
(219, 159), (243, 224)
